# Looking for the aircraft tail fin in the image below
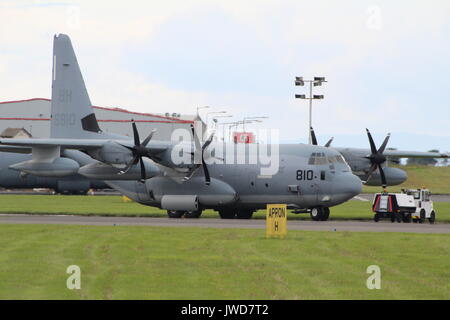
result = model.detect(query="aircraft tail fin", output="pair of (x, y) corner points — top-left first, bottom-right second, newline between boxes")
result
(50, 34), (101, 139)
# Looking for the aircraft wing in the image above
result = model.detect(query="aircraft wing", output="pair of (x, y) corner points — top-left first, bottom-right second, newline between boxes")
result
(0, 145), (32, 154)
(0, 138), (105, 149)
(383, 150), (449, 158)
(0, 138), (169, 153)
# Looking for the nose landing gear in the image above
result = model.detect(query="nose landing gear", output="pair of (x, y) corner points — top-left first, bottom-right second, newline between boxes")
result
(310, 207), (330, 221)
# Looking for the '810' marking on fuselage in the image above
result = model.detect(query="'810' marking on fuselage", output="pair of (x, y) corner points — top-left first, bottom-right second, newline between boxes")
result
(296, 170), (314, 180)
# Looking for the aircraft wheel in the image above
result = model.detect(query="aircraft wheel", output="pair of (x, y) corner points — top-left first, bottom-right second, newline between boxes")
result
(390, 214), (396, 223)
(412, 218), (418, 223)
(419, 209), (426, 224)
(374, 213), (380, 222)
(396, 212), (402, 223)
(184, 210), (202, 218)
(320, 208), (330, 221)
(236, 209), (254, 219)
(310, 208), (323, 221)
(218, 209), (236, 219)
(428, 211), (436, 224)
(167, 210), (184, 218)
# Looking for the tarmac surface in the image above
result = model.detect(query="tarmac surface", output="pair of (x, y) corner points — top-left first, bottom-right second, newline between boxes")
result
(0, 214), (449, 234)
(2, 190), (450, 201)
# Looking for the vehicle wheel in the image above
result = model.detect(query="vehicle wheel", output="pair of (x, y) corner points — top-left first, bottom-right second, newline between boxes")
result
(412, 218), (418, 223)
(419, 209), (426, 224)
(402, 213), (412, 223)
(184, 210), (202, 218)
(428, 211), (436, 224)
(310, 208), (323, 221)
(320, 207), (330, 221)
(374, 213), (380, 222)
(167, 210), (185, 218)
(236, 209), (254, 219)
(390, 214), (396, 223)
(396, 212), (402, 223)
(218, 209), (236, 219)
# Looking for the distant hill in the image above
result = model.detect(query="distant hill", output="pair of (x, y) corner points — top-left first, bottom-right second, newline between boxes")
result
(363, 165), (450, 194)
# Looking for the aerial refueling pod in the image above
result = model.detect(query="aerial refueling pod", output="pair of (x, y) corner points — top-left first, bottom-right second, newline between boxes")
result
(78, 161), (160, 180)
(9, 157), (80, 177)
(161, 195), (199, 211)
(147, 177), (238, 208)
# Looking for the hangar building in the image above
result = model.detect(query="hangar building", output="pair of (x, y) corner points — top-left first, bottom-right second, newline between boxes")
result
(0, 98), (199, 139)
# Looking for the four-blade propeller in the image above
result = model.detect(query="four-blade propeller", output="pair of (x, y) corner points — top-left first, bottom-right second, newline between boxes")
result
(364, 128), (390, 188)
(184, 124), (214, 185)
(119, 122), (156, 182)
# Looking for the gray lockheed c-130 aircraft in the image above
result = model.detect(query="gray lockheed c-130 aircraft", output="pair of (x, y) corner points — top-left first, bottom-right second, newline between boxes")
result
(0, 34), (363, 221)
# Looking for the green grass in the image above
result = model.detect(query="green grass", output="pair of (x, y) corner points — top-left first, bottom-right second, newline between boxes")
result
(363, 165), (450, 194)
(1, 194), (449, 222)
(0, 224), (448, 299)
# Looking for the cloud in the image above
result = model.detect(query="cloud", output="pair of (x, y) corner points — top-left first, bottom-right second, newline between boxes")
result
(0, 0), (449, 150)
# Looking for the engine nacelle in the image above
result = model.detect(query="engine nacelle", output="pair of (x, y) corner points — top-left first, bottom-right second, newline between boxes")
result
(78, 161), (160, 180)
(88, 141), (134, 165)
(9, 157), (80, 177)
(365, 167), (408, 186)
(161, 195), (199, 211)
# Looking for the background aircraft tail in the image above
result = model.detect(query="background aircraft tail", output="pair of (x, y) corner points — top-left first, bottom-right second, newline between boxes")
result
(50, 34), (102, 139)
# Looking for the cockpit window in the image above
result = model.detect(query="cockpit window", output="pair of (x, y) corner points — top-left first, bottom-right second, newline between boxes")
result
(336, 155), (346, 164)
(310, 153), (350, 170)
(308, 152), (327, 165)
(327, 156), (337, 163)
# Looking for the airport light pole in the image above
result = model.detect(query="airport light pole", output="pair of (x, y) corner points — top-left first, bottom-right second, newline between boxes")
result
(295, 76), (327, 144)
(196, 106), (209, 118)
(205, 111), (227, 133)
(227, 119), (263, 142)
(213, 115), (233, 141)
(242, 116), (268, 132)
(228, 121), (244, 142)
(220, 121), (238, 142)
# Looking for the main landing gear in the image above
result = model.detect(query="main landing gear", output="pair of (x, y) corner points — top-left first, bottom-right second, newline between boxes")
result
(218, 209), (254, 219)
(167, 210), (202, 218)
(310, 207), (330, 221)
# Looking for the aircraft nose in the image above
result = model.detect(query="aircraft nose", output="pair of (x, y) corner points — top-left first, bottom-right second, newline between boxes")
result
(346, 173), (363, 197)
(333, 173), (362, 204)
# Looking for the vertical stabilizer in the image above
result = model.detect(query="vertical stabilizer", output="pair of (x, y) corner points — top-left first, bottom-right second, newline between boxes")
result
(50, 34), (101, 138)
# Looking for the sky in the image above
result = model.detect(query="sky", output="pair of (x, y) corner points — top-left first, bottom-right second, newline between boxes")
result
(1, 0), (449, 152)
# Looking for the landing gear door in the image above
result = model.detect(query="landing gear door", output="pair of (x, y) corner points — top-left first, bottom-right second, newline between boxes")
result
(313, 182), (320, 202)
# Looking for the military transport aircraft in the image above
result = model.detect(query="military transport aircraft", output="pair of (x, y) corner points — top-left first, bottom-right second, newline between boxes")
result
(309, 127), (448, 188)
(0, 34), (362, 221)
(0, 151), (106, 194)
